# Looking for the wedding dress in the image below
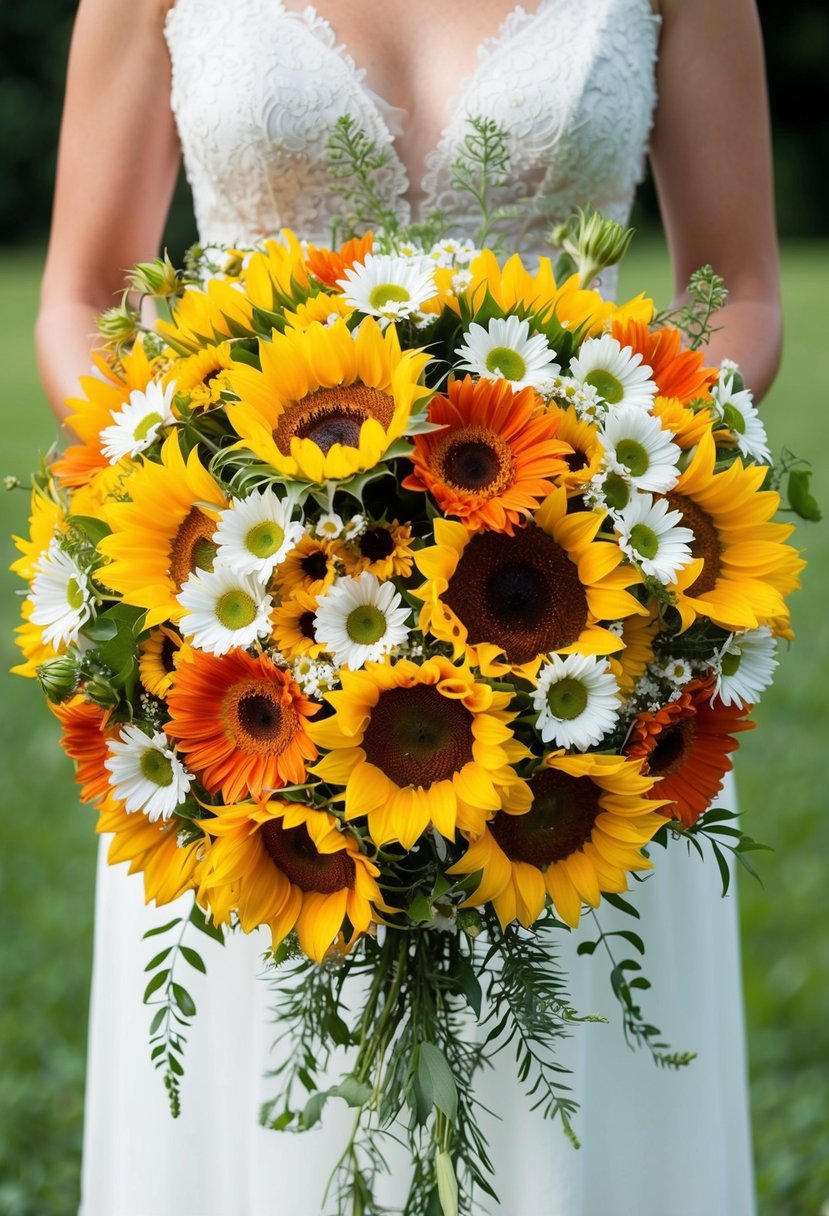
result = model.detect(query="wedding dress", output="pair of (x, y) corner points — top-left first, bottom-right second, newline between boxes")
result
(79, 1), (756, 1212)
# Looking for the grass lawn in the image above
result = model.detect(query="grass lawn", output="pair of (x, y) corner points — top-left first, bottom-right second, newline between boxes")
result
(0, 241), (827, 1215)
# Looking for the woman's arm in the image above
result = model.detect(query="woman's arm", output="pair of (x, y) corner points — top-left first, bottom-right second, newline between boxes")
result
(36, 0), (180, 420)
(650, 0), (781, 401)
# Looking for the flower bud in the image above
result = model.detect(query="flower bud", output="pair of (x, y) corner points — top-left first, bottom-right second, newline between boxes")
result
(125, 251), (181, 298)
(83, 674), (121, 710)
(36, 655), (80, 703)
(457, 908), (484, 940)
(550, 205), (633, 288)
(96, 296), (141, 350)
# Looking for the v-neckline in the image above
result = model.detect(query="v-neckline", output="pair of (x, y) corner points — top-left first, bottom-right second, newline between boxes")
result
(275, 0), (555, 214)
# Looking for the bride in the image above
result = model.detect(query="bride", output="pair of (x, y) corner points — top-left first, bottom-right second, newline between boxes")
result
(37, 1), (780, 1213)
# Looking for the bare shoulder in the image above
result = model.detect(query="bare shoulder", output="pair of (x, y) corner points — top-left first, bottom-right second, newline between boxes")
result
(73, 0), (173, 36)
(656, 0), (763, 37)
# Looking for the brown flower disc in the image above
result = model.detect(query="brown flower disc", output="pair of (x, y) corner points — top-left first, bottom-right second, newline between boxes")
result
(442, 529), (588, 664)
(261, 820), (355, 893)
(489, 768), (601, 865)
(432, 425), (513, 496)
(272, 385), (395, 456)
(664, 492), (722, 596)
(225, 682), (299, 756)
(168, 506), (219, 589)
(361, 685), (474, 789)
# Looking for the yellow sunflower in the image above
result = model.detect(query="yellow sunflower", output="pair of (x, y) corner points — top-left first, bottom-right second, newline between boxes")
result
(224, 318), (431, 483)
(608, 609), (659, 696)
(12, 598), (62, 677)
(415, 488), (644, 679)
(652, 395), (714, 450)
(199, 800), (382, 962)
(340, 521), (416, 579)
(172, 342), (235, 410)
(155, 276), (256, 356)
(666, 431), (804, 632)
(138, 625), (190, 698)
(97, 796), (205, 906)
(11, 484), (64, 584)
(271, 587), (327, 659)
(310, 656), (531, 849)
(272, 534), (344, 598)
(283, 294), (354, 331)
(544, 404), (604, 496)
(450, 752), (665, 929)
(241, 231), (312, 314)
(98, 434), (227, 628)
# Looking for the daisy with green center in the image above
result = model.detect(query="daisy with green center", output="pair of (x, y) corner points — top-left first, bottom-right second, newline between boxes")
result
(337, 253), (437, 323)
(569, 333), (657, 410)
(178, 566), (273, 655)
(454, 316), (560, 390)
(313, 572), (410, 670)
(598, 403), (682, 493)
(712, 626), (778, 708)
(212, 487), (304, 580)
(104, 725), (192, 821)
(711, 369), (772, 465)
(613, 491), (694, 583)
(29, 539), (96, 647)
(100, 379), (176, 463)
(532, 653), (621, 750)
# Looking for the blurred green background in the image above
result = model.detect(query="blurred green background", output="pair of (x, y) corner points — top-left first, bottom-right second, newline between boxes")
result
(1, 3), (828, 1215)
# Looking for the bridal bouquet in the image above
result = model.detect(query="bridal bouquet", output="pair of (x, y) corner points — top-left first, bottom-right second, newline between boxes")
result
(12, 129), (808, 1212)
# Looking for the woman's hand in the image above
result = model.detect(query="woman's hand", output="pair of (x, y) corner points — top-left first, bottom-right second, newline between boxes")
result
(36, 0), (180, 420)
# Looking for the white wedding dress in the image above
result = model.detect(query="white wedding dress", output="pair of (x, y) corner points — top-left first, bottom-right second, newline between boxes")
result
(79, 1), (756, 1212)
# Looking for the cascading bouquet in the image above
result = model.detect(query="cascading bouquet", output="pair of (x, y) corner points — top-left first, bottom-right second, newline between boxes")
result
(11, 120), (811, 1215)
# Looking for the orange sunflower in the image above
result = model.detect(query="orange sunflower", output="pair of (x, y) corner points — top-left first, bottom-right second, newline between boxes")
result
(450, 752), (665, 929)
(164, 647), (318, 803)
(611, 319), (717, 404)
(199, 800), (382, 961)
(415, 487), (644, 678)
(665, 431), (804, 632)
(625, 676), (754, 827)
(50, 696), (114, 805)
(306, 232), (374, 289)
(310, 656), (531, 849)
(403, 376), (570, 534)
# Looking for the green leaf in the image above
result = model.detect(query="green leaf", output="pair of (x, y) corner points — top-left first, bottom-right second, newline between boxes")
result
(70, 514), (112, 544)
(323, 1011), (351, 1048)
(167, 1052), (184, 1077)
(436, 1150), (459, 1216)
(180, 946), (207, 974)
(576, 940), (598, 957)
(144, 947), (172, 972)
(188, 902), (225, 944)
(300, 1090), (329, 1130)
(149, 1007), (166, 1035)
(611, 929), (645, 955)
(332, 1076), (372, 1108)
(417, 1042), (458, 1122)
(449, 956), (483, 1019)
(787, 467), (822, 521)
(171, 983), (197, 1017)
(143, 970), (169, 1002)
(144, 917), (181, 939)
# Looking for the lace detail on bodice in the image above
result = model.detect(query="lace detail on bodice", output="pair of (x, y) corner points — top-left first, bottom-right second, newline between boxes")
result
(165, 0), (661, 271)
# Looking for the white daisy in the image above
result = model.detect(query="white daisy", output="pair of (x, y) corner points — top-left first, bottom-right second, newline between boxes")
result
(341, 514), (367, 540)
(613, 492), (694, 583)
(100, 379), (176, 463)
(454, 316), (560, 390)
(656, 657), (695, 687)
(178, 566), (273, 655)
(104, 725), (191, 822)
(712, 626), (778, 708)
(711, 370), (772, 465)
(599, 403), (682, 493)
(584, 467), (634, 513)
(532, 653), (621, 750)
(212, 488), (304, 579)
(569, 334), (657, 410)
(315, 512), (345, 541)
(313, 572), (410, 670)
(29, 539), (96, 647)
(337, 253), (436, 322)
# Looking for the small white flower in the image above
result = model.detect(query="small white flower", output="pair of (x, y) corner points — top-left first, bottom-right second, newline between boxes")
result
(341, 514), (367, 540)
(104, 726), (191, 821)
(29, 539), (96, 647)
(532, 653), (621, 750)
(100, 380), (176, 463)
(178, 566), (273, 655)
(712, 627), (778, 708)
(398, 242), (421, 258)
(455, 315), (560, 389)
(657, 657), (694, 687)
(314, 512), (345, 541)
(313, 572), (410, 670)
(599, 403), (682, 493)
(613, 492), (694, 583)
(451, 269), (474, 293)
(212, 487), (304, 579)
(711, 371), (772, 465)
(337, 253), (437, 322)
(569, 334), (657, 411)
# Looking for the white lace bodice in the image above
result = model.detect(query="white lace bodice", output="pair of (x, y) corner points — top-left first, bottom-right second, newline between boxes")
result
(165, 0), (661, 264)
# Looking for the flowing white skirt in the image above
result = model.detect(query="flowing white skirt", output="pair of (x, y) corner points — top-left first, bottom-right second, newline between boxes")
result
(79, 774), (755, 1216)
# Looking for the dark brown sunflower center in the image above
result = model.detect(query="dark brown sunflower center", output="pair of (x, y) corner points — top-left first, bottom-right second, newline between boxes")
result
(433, 426), (513, 496)
(489, 768), (601, 866)
(168, 506), (219, 590)
(299, 611), (317, 641)
(664, 492), (722, 596)
(272, 385), (396, 456)
(359, 526), (395, 561)
(226, 682), (298, 755)
(260, 819), (356, 893)
(301, 549), (331, 581)
(564, 448), (589, 473)
(361, 684), (474, 789)
(160, 634), (179, 674)
(442, 529), (588, 664)
(647, 715), (696, 777)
